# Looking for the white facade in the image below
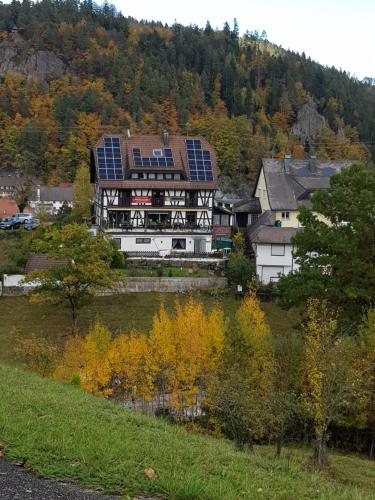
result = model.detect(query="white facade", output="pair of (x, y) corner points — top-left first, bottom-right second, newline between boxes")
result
(112, 234), (212, 254)
(95, 186), (215, 255)
(29, 199), (72, 215)
(253, 242), (299, 284)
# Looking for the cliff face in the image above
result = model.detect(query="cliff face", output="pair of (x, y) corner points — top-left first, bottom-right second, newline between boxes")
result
(291, 99), (327, 141)
(0, 36), (65, 81)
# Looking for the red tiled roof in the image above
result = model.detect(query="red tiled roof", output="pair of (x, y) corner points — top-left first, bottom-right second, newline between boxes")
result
(25, 253), (68, 274)
(98, 180), (218, 189)
(92, 133), (219, 187)
(0, 197), (19, 219)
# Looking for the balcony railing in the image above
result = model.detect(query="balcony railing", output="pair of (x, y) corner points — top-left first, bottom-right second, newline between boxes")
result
(103, 221), (211, 232)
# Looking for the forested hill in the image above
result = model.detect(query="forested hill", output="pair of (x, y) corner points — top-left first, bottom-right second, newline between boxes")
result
(0, 0), (374, 185)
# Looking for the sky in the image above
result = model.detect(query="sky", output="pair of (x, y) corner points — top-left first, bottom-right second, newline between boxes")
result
(111, 0), (374, 80)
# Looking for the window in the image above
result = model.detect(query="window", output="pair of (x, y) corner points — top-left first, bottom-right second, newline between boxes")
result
(165, 173), (172, 180)
(271, 244), (285, 256)
(281, 211), (290, 220)
(157, 173), (163, 180)
(149, 173), (156, 179)
(174, 174), (181, 180)
(136, 238), (151, 244)
(153, 149), (163, 157)
(172, 238), (186, 250)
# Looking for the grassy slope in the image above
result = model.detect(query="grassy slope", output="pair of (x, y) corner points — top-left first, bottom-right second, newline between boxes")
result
(0, 365), (374, 499)
(0, 292), (298, 365)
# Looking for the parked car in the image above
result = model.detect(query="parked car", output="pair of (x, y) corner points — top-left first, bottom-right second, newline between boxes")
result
(24, 218), (40, 231)
(0, 217), (21, 230)
(12, 213), (33, 224)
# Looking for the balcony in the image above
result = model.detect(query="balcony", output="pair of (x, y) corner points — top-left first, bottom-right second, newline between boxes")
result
(102, 221), (211, 233)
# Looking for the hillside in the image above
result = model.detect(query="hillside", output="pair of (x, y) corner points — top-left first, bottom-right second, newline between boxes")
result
(1, 364), (375, 499)
(0, 0), (374, 186)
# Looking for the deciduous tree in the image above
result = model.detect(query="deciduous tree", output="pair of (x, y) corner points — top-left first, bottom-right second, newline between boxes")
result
(23, 224), (121, 328)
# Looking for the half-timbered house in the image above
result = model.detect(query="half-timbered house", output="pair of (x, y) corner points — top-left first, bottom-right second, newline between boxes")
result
(90, 132), (218, 255)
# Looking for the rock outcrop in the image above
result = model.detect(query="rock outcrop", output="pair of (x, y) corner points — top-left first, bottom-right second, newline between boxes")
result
(0, 36), (65, 81)
(291, 98), (326, 142)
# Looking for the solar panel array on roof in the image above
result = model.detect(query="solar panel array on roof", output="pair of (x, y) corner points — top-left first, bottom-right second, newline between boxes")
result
(132, 148), (174, 168)
(97, 137), (123, 180)
(186, 139), (213, 181)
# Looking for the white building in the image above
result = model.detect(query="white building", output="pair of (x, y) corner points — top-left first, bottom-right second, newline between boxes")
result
(249, 156), (356, 284)
(91, 132), (218, 255)
(249, 213), (300, 284)
(28, 185), (73, 215)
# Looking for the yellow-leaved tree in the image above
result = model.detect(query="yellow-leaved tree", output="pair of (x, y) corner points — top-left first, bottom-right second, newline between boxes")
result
(108, 330), (154, 400)
(208, 293), (275, 449)
(301, 299), (360, 468)
(54, 322), (112, 397)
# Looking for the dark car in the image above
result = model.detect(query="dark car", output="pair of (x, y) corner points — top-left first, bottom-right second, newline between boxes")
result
(0, 217), (21, 230)
(24, 218), (40, 231)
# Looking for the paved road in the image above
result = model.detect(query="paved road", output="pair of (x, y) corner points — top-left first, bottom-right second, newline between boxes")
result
(0, 459), (120, 500)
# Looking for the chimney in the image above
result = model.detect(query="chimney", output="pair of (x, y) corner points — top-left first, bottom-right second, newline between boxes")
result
(284, 154), (291, 174)
(163, 130), (169, 146)
(36, 186), (41, 202)
(309, 155), (317, 174)
(126, 128), (131, 139)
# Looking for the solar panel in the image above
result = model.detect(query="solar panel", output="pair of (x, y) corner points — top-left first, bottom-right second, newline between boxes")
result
(97, 137), (123, 179)
(132, 147), (174, 167)
(185, 139), (213, 181)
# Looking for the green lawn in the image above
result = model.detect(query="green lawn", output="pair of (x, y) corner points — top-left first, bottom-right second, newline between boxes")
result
(0, 292), (298, 365)
(0, 364), (374, 499)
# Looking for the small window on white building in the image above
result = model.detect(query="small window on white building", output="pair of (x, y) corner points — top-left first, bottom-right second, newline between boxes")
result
(281, 211), (290, 220)
(271, 244), (285, 256)
(172, 238), (186, 250)
(136, 238), (151, 244)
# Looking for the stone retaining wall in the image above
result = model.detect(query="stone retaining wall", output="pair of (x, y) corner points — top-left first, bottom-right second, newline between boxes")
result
(101, 277), (227, 294)
(2, 275), (227, 296)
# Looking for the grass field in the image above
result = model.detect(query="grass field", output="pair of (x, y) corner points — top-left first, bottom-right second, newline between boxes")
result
(0, 364), (374, 499)
(0, 292), (299, 365)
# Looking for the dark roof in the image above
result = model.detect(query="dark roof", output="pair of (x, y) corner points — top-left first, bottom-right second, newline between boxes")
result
(233, 198), (262, 214)
(29, 186), (73, 202)
(0, 177), (25, 188)
(249, 225), (300, 244)
(25, 254), (68, 274)
(260, 158), (356, 210)
(247, 210), (300, 245)
(92, 133), (218, 188)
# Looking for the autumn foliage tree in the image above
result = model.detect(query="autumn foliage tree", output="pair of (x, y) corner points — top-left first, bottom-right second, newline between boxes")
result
(209, 293), (276, 449)
(54, 298), (225, 410)
(23, 224), (121, 328)
(301, 299), (360, 468)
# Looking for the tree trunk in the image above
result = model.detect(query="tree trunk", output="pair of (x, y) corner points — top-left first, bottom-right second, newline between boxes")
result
(313, 431), (329, 469)
(71, 301), (77, 333)
(370, 435), (375, 460)
(275, 436), (282, 458)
